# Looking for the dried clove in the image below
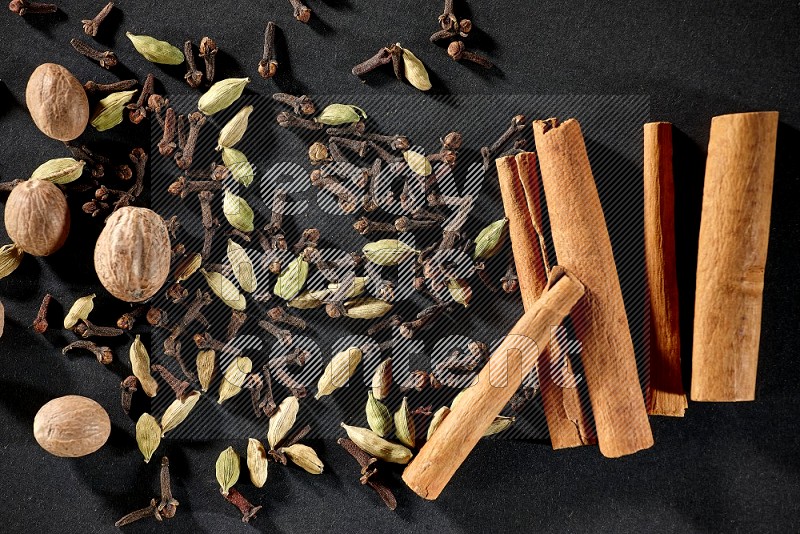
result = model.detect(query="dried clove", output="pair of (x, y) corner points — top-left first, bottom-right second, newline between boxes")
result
(158, 457), (179, 518)
(84, 79), (137, 95)
(258, 22), (278, 79)
(115, 498), (162, 527)
(9, 0), (57, 16)
(70, 38), (118, 69)
(352, 47), (392, 77)
(447, 41), (493, 69)
(120, 375), (138, 415)
(222, 487), (262, 523)
(273, 93), (315, 115)
(199, 37), (218, 84)
(337, 438), (397, 510)
(287, 0), (311, 23)
(276, 111), (323, 130)
(266, 307), (307, 329)
(183, 41), (203, 88)
(62, 340), (113, 365)
(32, 293), (52, 334)
(175, 112), (206, 170)
(82, 1), (113, 37)
(74, 318), (125, 338)
(152, 364), (190, 401)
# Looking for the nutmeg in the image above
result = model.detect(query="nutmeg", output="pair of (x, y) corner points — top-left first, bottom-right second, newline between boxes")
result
(25, 63), (90, 141)
(94, 207), (171, 302)
(5, 179), (70, 256)
(33, 395), (110, 457)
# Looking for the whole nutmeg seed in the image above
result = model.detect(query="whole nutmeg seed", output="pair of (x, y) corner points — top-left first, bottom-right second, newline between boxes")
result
(25, 63), (90, 141)
(5, 179), (70, 256)
(33, 395), (110, 457)
(94, 207), (171, 302)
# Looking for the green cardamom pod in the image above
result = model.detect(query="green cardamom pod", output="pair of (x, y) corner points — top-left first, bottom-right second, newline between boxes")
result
(403, 149), (432, 177)
(316, 347), (363, 399)
(30, 158), (85, 184)
(221, 147), (254, 187)
(201, 268), (246, 311)
(447, 278), (472, 307)
(217, 356), (252, 404)
(215, 446), (240, 496)
(340, 423), (413, 464)
(281, 444), (324, 474)
(473, 218), (509, 259)
(160, 391), (201, 436)
(287, 289), (329, 309)
(314, 103), (367, 125)
(130, 335), (158, 397)
(63, 293), (95, 329)
(126, 32), (184, 64)
(401, 47), (432, 91)
(427, 406), (451, 440)
(197, 349), (216, 392)
(227, 239), (257, 293)
(365, 391), (393, 437)
(247, 438), (268, 488)
(394, 397), (416, 448)
(90, 89), (138, 131)
(343, 297), (393, 319)
(483, 415), (515, 437)
(198, 77), (250, 115)
(327, 276), (368, 299)
(217, 105), (254, 150)
(371, 357), (392, 400)
(362, 239), (418, 266)
(274, 255), (309, 300)
(0, 243), (24, 280)
(267, 395), (299, 450)
(135, 413), (161, 463)
(222, 190), (254, 232)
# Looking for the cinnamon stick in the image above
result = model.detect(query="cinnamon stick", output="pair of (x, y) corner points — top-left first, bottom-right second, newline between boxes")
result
(532, 118), (653, 458)
(512, 151), (595, 448)
(402, 267), (585, 500)
(691, 111), (778, 402)
(643, 122), (687, 416)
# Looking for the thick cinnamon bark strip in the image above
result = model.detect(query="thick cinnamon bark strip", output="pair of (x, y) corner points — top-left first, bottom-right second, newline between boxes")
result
(402, 267), (585, 500)
(533, 118), (653, 458)
(514, 151), (595, 448)
(691, 112), (778, 402)
(644, 122), (687, 416)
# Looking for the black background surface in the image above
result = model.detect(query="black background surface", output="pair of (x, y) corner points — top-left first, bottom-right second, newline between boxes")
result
(1, 1), (799, 533)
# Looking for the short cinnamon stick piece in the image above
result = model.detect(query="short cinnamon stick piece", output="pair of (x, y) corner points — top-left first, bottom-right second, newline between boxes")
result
(402, 267), (585, 500)
(691, 111), (778, 402)
(643, 122), (687, 416)
(533, 118), (653, 458)
(500, 151), (594, 449)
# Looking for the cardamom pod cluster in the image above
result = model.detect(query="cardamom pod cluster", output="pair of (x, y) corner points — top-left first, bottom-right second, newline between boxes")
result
(340, 423), (413, 464)
(274, 255), (309, 300)
(126, 32), (185, 64)
(161, 391), (201, 436)
(226, 240), (257, 293)
(30, 157), (85, 184)
(63, 293), (95, 329)
(473, 218), (509, 260)
(136, 413), (161, 463)
(366, 391), (393, 437)
(130, 335), (158, 397)
(217, 105), (254, 150)
(221, 147), (254, 187)
(247, 438), (268, 488)
(281, 444), (324, 474)
(215, 446), (240, 495)
(315, 347), (363, 399)
(198, 78), (250, 115)
(268, 395), (299, 449)
(314, 103), (367, 126)
(201, 268), (246, 311)
(222, 190), (255, 232)
(0, 244), (24, 280)
(90, 89), (137, 131)
(196, 349), (216, 392)
(218, 356), (253, 404)
(394, 397), (416, 448)
(362, 239), (418, 266)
